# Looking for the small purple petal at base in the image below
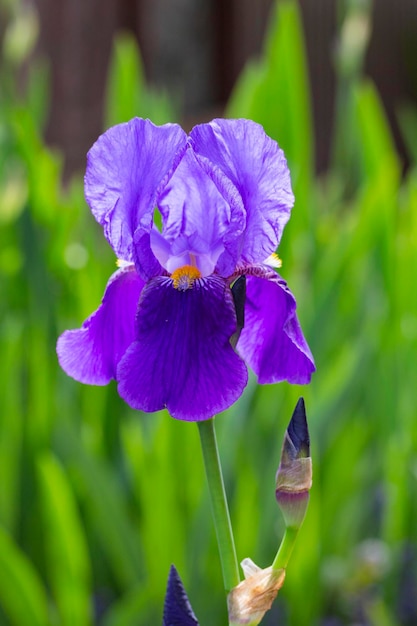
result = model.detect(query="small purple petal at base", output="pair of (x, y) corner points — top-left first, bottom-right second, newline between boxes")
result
(57, 266), (144, 385)
(237, 274), (315, 385)
(117, 275), (248, 421)
(134, 228), (166, 280)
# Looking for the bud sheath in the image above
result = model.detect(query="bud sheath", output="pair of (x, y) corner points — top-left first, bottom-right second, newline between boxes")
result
(275, 398), (312, 529)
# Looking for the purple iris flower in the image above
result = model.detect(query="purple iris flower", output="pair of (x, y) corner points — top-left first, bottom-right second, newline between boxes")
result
(57, 118), (315, 421)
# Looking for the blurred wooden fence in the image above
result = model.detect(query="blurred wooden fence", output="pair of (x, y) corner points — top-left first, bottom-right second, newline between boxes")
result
(32, 0), (417, 175)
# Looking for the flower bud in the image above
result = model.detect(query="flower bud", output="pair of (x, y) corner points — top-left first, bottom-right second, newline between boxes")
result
(275, 398), (312, 529)
(228, 559), (285, 625)
(163, 565), (199, 626)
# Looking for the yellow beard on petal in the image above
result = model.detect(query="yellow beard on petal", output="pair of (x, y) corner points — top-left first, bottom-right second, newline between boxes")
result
(171, 265), (202, 291)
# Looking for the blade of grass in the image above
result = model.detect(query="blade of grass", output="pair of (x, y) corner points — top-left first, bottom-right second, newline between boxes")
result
(37, 453), (93, 626)
(0, 526), (50, 626)
(55, 421), (144, 590)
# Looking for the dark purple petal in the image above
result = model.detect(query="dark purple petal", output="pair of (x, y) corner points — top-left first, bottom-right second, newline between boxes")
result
(134, 229), (166, 279)
(117, 275), (248, 421)
(237, 275), (315, 384)
(189, 119), (294, 265)
(57, 266), (144, 384)
(85, 118), (187, 263)
(163, 565), (199, 626)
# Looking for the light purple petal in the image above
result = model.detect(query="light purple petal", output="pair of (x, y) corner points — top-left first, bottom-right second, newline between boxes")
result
(57, 266), (145, 384)
(237, 274), (315, 384)
(156, 148), (234, 275)
(117, 275), (248, 420)
(189, 119), (294, 265)
(85, 118), (187, 263)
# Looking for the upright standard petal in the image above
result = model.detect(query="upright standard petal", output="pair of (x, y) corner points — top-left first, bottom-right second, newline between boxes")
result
(117, 275), (248, 420)
(57, 266), (144, 385)
(237, 275), (315, 385)
(156, 148), (232, 275)
(85, 118), (187, 262)
(190, 119), (294, 265)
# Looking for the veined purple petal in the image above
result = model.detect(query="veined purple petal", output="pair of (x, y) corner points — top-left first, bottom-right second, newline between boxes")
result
(156, 148), (233, 275)
(57, 266), (144, 384)
(237, 274), (315, 384)
(117, 275), (248, 421)
(189, 119), (294, 265)
(85, 118), (187, 263)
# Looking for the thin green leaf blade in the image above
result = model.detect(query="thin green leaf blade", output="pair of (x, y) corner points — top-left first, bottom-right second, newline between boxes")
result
(38, 453), (93, 626)
(0, 526), (50, 626)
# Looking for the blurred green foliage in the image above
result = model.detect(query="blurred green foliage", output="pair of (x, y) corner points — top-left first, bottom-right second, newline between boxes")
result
(1, 0), (417, 624)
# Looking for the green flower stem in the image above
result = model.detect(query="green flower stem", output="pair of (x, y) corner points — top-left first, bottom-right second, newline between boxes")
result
(271, 525), (300, 570)
(197, 418), (240, 593)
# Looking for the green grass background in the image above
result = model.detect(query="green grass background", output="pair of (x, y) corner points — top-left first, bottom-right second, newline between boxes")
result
(1, 1), (417, 624)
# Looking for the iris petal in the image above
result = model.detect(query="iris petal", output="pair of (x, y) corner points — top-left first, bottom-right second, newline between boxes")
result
(157, 148), (232, 274)
(237, 275), (315, 384)
(117, 275), (248, 420)
(85, 118), (187, 263)
(57, 266), (144, 384)
(189, 119), (294, 265)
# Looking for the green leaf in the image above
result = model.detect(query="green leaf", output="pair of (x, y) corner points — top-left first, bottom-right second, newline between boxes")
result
(105, 31), (147, 127)
(353, 80), (400, 183)
(37, 453), (92, 626)
(0, 526), (49, 626)
(56, 423), (144, 590)
(397, 103), (417, 166)
(0, 317), (24, 531)
(105, 32), (175, 128)
(101, 584), (149, 626)
(226, 60), (265, 120)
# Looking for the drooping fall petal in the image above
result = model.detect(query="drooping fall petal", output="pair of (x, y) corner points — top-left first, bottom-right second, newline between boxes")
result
(237, 274), (315, 385)
(57, 266), (144, 384)
(117, 275), (248, 420)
